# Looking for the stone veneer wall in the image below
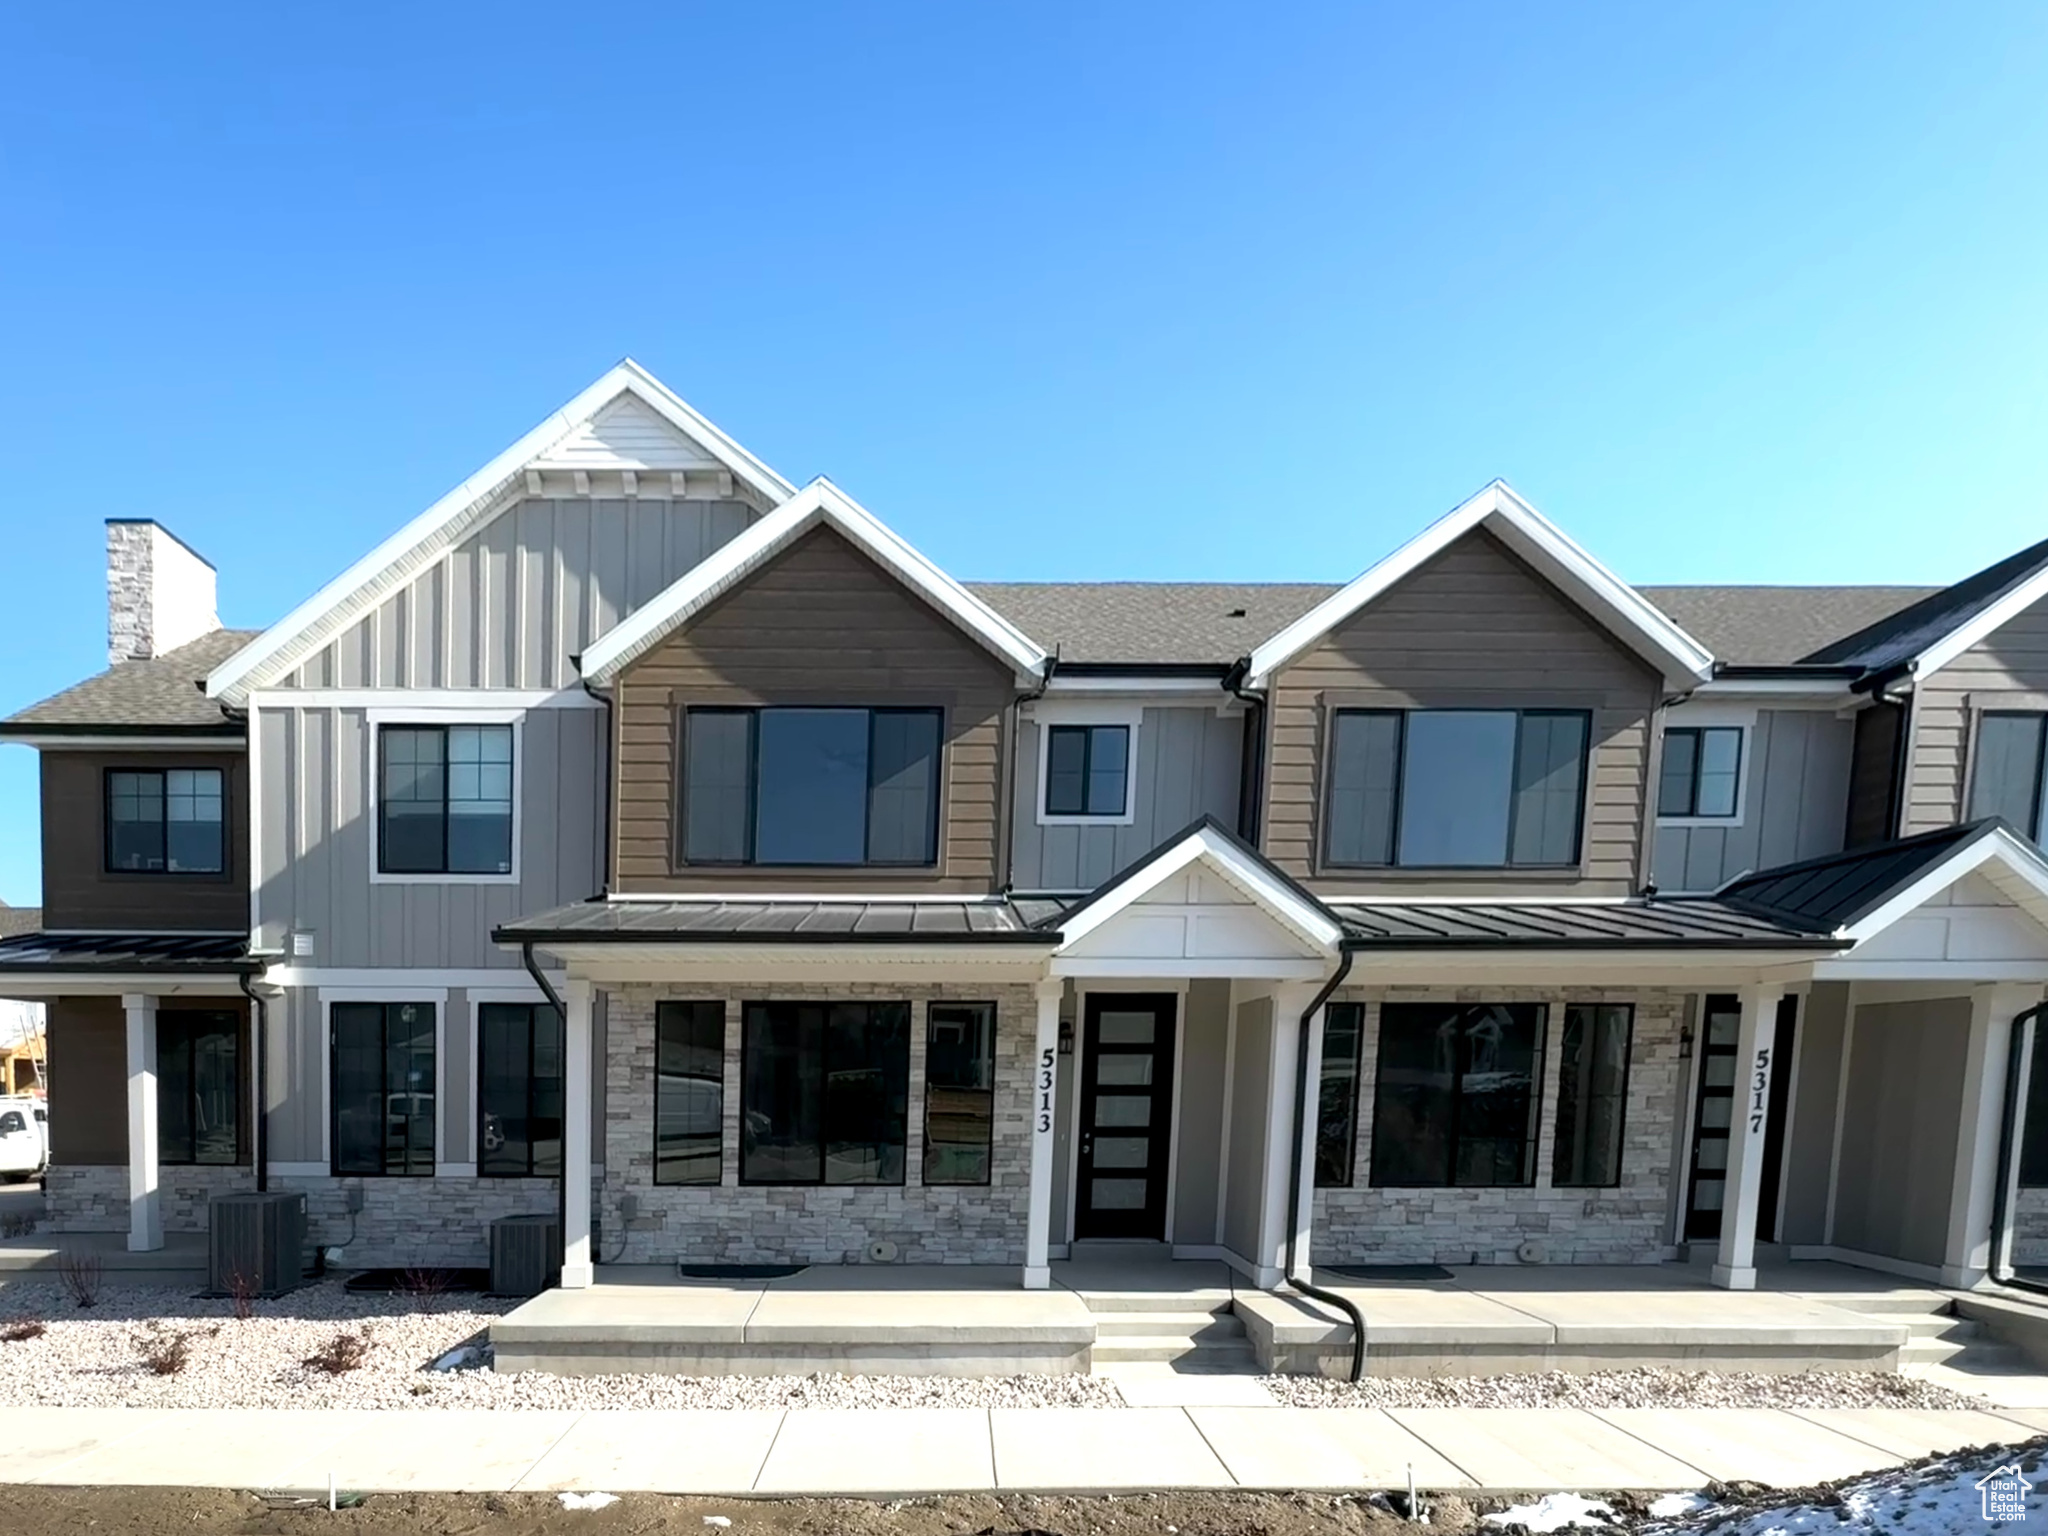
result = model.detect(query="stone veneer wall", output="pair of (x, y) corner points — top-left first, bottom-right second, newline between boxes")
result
(46, 1162), (255, 1234)
(2015, 1188), (2048, 1267)
(603, 982), (1036, 1266)
(274, 1174), (559, 1269)
(1313, 987), (1686, 1267)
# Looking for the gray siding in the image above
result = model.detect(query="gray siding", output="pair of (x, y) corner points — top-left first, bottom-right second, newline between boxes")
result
(1907, 593), (2048, 834)
(1171, 979), (1230, 1247)
(1223, 995), (1273, 1264)
(1651, 710), (1852, 892)
(1010, 706), (1242, 891)
(285, 496), (757, 691)
(1832, 996), (1969, 1270)
(1778, 981), (1850, 1247)
(256, 704), (606, 966)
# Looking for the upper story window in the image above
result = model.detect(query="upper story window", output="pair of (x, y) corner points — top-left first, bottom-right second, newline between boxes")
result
(1658, 725), (1743, 820)
(377, 724), (515, 876)
(1970, 712), (2048, 841)
(682, 707), (941, 867)
(105, 768), (224, 874)
(1045, 725), (1130, 819)
(1323, 708), (1588, 870)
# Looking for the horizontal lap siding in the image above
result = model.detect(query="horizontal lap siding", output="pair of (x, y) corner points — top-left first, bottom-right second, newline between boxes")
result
(1264, 529), (1660, 897)
(1907, 598), (2048, 834)
(614, 526), (1017, 893)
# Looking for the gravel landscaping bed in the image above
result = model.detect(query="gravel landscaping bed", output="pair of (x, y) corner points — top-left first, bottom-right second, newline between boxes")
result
(1264, 1364), (1982, 1410)
(0, 1279), (1125, 1410)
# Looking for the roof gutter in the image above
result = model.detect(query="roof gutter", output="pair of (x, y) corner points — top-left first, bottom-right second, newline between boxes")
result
(1282, 950), (1365, 1380)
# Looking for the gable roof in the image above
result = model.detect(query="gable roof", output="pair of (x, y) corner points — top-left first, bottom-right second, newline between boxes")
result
(1245, 481), (1717, 689)
(204, 361), (796, 705)
(1798, 535), (2048, 682)
(1636, 585), (1937, 668)
(577, 478), (1052, 684)
(1, 629), (256, 737)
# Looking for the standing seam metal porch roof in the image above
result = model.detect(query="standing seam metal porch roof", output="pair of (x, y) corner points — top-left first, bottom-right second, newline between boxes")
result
(0, 931), (259, 973)
(1326, 898), (1841, 949)
(494, 898), (1062, 945)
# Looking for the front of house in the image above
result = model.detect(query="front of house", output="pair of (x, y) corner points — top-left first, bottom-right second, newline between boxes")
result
(9, 363), (2048, 1328)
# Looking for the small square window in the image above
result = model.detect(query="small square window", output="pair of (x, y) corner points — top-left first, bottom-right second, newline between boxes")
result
(1658, 726), (1743, 820)
(1044, 724), (1130, 819)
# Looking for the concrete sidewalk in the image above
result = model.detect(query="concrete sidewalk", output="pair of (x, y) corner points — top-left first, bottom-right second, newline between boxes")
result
(0, 1403), (2042, 1496)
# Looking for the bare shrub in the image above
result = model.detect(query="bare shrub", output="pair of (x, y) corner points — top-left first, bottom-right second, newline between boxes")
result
(135, 1323), (213, 1376)
(224, 1268), (258, 1321)
(398, 1265), (453, 1312)
(304, 1328), (371, 1375)
(0, 1212), (35, 1240)
(56, 1247), (102, 1309)
(0, 1316), (46, 1343)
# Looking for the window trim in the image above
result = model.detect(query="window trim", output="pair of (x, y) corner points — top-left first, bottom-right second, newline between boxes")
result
(1656, 721), (1750, 827)
(653, 999), (727, 1187)
(922, 999), (997, 1187)
(319, 987), (449, 1174)
(101, 766), (229, 878)
(366, 709), (523, 886)
(1319, 706), (1592, 871)
(475, 999), (564, 1181)
(1033, 703), (1141, 827)
(677, 705), (947, 869)
(737, 999), (912, 1188)
(156, 1009), (243, 1168)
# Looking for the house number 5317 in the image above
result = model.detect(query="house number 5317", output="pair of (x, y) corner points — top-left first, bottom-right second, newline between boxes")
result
(1038, 1047), (1056, 1133)
(1748, 1046), (1771, 1134)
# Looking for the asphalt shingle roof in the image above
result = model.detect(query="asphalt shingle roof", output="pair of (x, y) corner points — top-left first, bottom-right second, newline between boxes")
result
(0, 906), (41, 941)
(1635, 586), (1937, 669)
(967, 582), (1339, 666)
(1799, 536), (2048, 672)
(1, 629), (257, 733)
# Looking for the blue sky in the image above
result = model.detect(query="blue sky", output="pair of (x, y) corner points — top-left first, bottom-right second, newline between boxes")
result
(3, 4), (2047, 905)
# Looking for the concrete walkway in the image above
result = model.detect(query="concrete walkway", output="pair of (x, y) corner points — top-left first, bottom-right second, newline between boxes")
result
(2, 1403), (2044, 1496)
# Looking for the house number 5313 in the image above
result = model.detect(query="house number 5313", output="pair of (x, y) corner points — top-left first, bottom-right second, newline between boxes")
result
(1748, 1046), (1771, 1134)
(1038, 1047), (1056, 1133)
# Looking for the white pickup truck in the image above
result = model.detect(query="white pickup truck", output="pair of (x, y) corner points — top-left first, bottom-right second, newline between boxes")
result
(0, 1097), (47, 1181)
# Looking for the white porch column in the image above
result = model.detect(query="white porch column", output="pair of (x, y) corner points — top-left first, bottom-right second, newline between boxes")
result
(1023, 978), (1063, 1290)
(1945, 984), (2038, 1289)
(560, 979), (595, 1289)
(1287, 993), (1329, 1284)
(122, 992), (162, 1253)
(1254, 983), (1316, 1290)
(1711, 982), (1785, 1290)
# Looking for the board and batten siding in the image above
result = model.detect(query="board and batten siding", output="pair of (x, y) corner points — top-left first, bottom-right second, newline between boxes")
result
(1651, 708), (1852, 893)
(1261, 528), (1663, 897)
(1010, 705), (1242, 891)
(256, 703), (605, 966)
(284, 496), (757, 691)
(612, 525), (1020, 894)
(1905, 594), (2048, 834)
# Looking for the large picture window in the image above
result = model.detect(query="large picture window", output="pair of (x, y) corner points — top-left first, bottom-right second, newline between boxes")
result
(330, 1000), (436, 1176)
(106, 768), (225, 874)
(1970, 712), (2048, 842)
(158, 1011), (239, 1166)
(1323, 709), (1589, 869)
(923, 1001), (996, 1185)
(740, 1001), (909, 1185)
(1369, 1002), (1547, 1188)
(1044, 725), (1130, 818)
(1658, 726), (1743, 819)
(655, 1001), (725, 1185)
(478, 1002), (563, 1178)
(683, 708), (942, 867)
(378, 724), (515, 876)
(1314, 1002), (1364, 1188)
(1552, 1003), (1632, 1188)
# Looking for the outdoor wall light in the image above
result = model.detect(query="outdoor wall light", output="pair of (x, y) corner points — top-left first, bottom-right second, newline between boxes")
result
(1058, 1019), (1075, 1056)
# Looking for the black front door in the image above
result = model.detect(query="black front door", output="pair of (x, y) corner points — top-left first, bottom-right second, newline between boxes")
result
(1075, 993), (1178, 1240)
(1685, 993), (1797, 1243)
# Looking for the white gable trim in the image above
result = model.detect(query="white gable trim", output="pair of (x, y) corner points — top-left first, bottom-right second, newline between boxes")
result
(205, 361), (797, 705)
(1056, 825), (1343, 956)
(1913, 565), (2048, 682)
(1244, 480), (1715, 690)
(578, 478), (1051, 683)
(1841, 826), (2048, 945)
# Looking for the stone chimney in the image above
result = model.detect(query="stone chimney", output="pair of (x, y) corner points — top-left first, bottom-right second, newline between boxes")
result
(107, 520), (220, 664)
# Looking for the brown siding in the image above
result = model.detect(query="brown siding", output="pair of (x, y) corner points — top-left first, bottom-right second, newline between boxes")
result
(40, 749), (249, 932)
(612, 526), (1019, 893)
(1905, 595), (2048, 834)
(48, 996), (125, 1165)
(1262, 528), (1661, 897)
(1844, 700), (1904, 848)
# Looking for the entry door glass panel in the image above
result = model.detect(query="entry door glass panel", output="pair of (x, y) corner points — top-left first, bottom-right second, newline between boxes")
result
(1076, 995), (1177, 1239)
(1684, 999), (1741, 1240)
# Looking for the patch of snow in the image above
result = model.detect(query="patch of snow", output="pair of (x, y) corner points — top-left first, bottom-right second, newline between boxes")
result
(1647, 1492), (1711, 1519)
(703, 1518), (732, 1528)
(1652, 1442), (2047, 1534)
(430, 1344), (485, 1372)
(1483, 1491), (1613, 1530)
(557, 1491), (620, 1511)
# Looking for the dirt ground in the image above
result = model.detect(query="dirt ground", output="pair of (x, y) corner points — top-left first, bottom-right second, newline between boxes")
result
(0, 1487), (1492, 1536)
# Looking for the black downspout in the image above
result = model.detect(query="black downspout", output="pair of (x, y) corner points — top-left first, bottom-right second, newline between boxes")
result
(1224, 657), (1265, 843)
(1283, 950), (1367, 1381)
(1989, 1002), (2048, 1297)
(237, 970), (269, 1193)
(521, 942), (572, 1276)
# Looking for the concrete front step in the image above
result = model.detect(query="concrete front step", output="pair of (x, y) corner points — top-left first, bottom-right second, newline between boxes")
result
(1901, 1338), (2027, 1370)
(1092, 1310), (1245, 1341)
(1092, 1334), (1259, 1366)
(1859, 1311), (1982, 1342)
(1071, 1289), (1236, 1315)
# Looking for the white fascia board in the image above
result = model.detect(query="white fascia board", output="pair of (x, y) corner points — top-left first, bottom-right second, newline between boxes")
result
(1056, 826), (1342, 954)
(579, 478), (1050, 683)
(1840, 827), (2048, 945)
(206, 361), (797, 705)
(1691, 678), (1857, 701)
(1042, 674), (1226, 696)
(1245, 481), (1716, 689)
(3, 734), (248, 752)
(1913, 565), (2048, 682)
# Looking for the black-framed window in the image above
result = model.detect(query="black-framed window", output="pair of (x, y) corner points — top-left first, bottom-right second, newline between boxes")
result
(682, 708), (941, 867)
(924, 1001), (996, 1185)
(1970, 712), (2048, 842)
(330, 1000), (435, 1176)
(2020, 1026), (2048, 1189)
(1323, 709), (1589, 869)
(478, 1002), (562, 1178)
(1658, 726), (1743, 819)
(158, 1011), (239, 1167)
(1045, 725), (1130, 817)
(740, 1001), (909, 1185)
(1314, 1002), (1364, 1188)
(378, 724), (514, 875)
(656, 1001), (724, 1186)
(1369, 1002), (1547, 1187)
(1552, 1003), (1632, 1188)
(106, 768), (225, 874)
